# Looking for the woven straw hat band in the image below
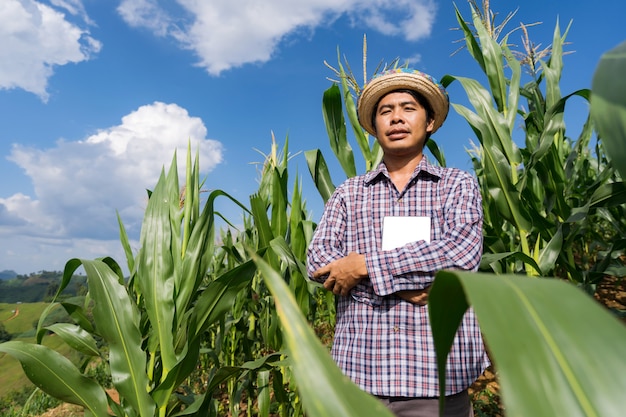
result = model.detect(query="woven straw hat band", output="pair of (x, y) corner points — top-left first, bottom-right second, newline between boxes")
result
(357, 70), (449, 137)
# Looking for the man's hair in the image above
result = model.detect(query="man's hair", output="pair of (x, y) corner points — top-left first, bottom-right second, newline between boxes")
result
(371, 89), (435, 137)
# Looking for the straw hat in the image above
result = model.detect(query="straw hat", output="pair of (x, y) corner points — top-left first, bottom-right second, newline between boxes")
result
(357, 68), (449, 136)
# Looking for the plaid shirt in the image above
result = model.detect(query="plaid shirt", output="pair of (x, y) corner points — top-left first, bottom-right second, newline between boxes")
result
(307, 157), (489, 397)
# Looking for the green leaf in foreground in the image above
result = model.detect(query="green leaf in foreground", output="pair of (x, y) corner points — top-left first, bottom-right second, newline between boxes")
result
(251, 246), (394, 417)
(591, 40), (626, 181)
(429, 271), (626, 417)
(0, 341), (109, 417)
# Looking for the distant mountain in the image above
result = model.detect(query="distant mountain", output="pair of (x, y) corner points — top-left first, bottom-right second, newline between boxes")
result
(0, 270), (86, 303)
(0, 270), (17, 280)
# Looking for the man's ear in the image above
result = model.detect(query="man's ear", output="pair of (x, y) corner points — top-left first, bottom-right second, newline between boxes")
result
(426, 118), (435, 133)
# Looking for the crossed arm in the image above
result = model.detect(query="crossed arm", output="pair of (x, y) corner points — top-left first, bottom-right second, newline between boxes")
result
(312, 252), (430, 304)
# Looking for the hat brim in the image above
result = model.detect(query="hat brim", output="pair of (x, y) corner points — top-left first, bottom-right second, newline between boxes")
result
(357, 72), (449, 137)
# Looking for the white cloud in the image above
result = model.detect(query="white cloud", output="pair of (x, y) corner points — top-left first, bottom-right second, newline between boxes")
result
(0, 0), (101, 101)
(358, 0), (436, 41)
(116, 0), (174, 37)
(49, 0), (94, 25)
(117, 0), (437, 75)
(0, 102), (222, 273)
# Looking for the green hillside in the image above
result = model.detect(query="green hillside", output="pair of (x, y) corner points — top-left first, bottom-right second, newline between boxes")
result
(0, 302), (48, 335)
(0, 302), (77, 398)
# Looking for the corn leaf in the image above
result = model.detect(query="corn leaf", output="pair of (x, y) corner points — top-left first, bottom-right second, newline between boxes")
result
(591, 40), (626, 181)
(502, 41), (521, 131)
(430, 271), (626, 417)
(252, 248), (395, 417)
(60, 300), (94, 334)
(304, 149), (335, 203)
(337, 59), (382, 171)
(176, 189), (248, 323)
(257, 370), (271, 417)
(81, 258), (156, 416)
(0, 341), (110, 417)
(117, 210), (135, 275)
(136, 166), (177, 375)
(44, 323), (99, 357)
(470, 5), (507, 112)
(453, 5), (485, 73)
(426, 139), (446, 167)
(250, 193), (275, 250)
(536, 225), (563, 274)
(270, 168), (289, 239)
(188, 260), (257, 341)
(322, 84), (356, 178)
(36, 258), (85, 343)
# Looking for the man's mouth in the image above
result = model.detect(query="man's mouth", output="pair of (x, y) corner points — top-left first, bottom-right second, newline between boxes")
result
(387, 129), (409, 139)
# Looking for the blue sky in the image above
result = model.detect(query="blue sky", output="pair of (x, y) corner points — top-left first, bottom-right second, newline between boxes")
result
(1, 0), (624, 275)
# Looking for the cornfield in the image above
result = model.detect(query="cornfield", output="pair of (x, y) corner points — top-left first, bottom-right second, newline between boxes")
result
(1, 2), (625, 417)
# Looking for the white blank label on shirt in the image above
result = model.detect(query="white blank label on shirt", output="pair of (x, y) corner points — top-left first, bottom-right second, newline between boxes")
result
(382, 216), (431, 250)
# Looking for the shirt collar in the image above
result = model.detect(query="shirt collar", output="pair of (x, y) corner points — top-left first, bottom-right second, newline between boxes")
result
(364, 156), (443, 185)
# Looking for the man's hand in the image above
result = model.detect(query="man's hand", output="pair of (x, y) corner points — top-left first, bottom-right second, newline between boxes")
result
(396, 288), (430, 306)
(313, 252), (368, 297)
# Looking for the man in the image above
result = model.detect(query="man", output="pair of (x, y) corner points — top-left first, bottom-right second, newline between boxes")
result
(307, 68), (489, 417)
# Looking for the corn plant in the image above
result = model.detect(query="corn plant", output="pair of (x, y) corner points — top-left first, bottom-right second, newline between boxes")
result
(0, 145), (266, 417)
(202, 137), (331, 417)
(447, 3), (626, 284)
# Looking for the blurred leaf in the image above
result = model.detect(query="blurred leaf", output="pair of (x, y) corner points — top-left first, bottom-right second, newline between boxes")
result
(251, 248), (395, 417)
(590, 182), (626, 208)
(567, 182), (626, 223)
(257, 370), (271, 417)
(0, 341), (109, 417)
(480, 251), (541, 274)
(592, 41), (626, 181)
(430, 271), (626, 417)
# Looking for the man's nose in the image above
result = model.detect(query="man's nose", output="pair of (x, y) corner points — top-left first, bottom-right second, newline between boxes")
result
(390, 110), (404, 123)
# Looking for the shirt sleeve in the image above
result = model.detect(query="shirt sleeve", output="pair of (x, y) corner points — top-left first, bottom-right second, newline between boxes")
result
(367, 173), (483, 296)
(306, 186), (347, 283)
